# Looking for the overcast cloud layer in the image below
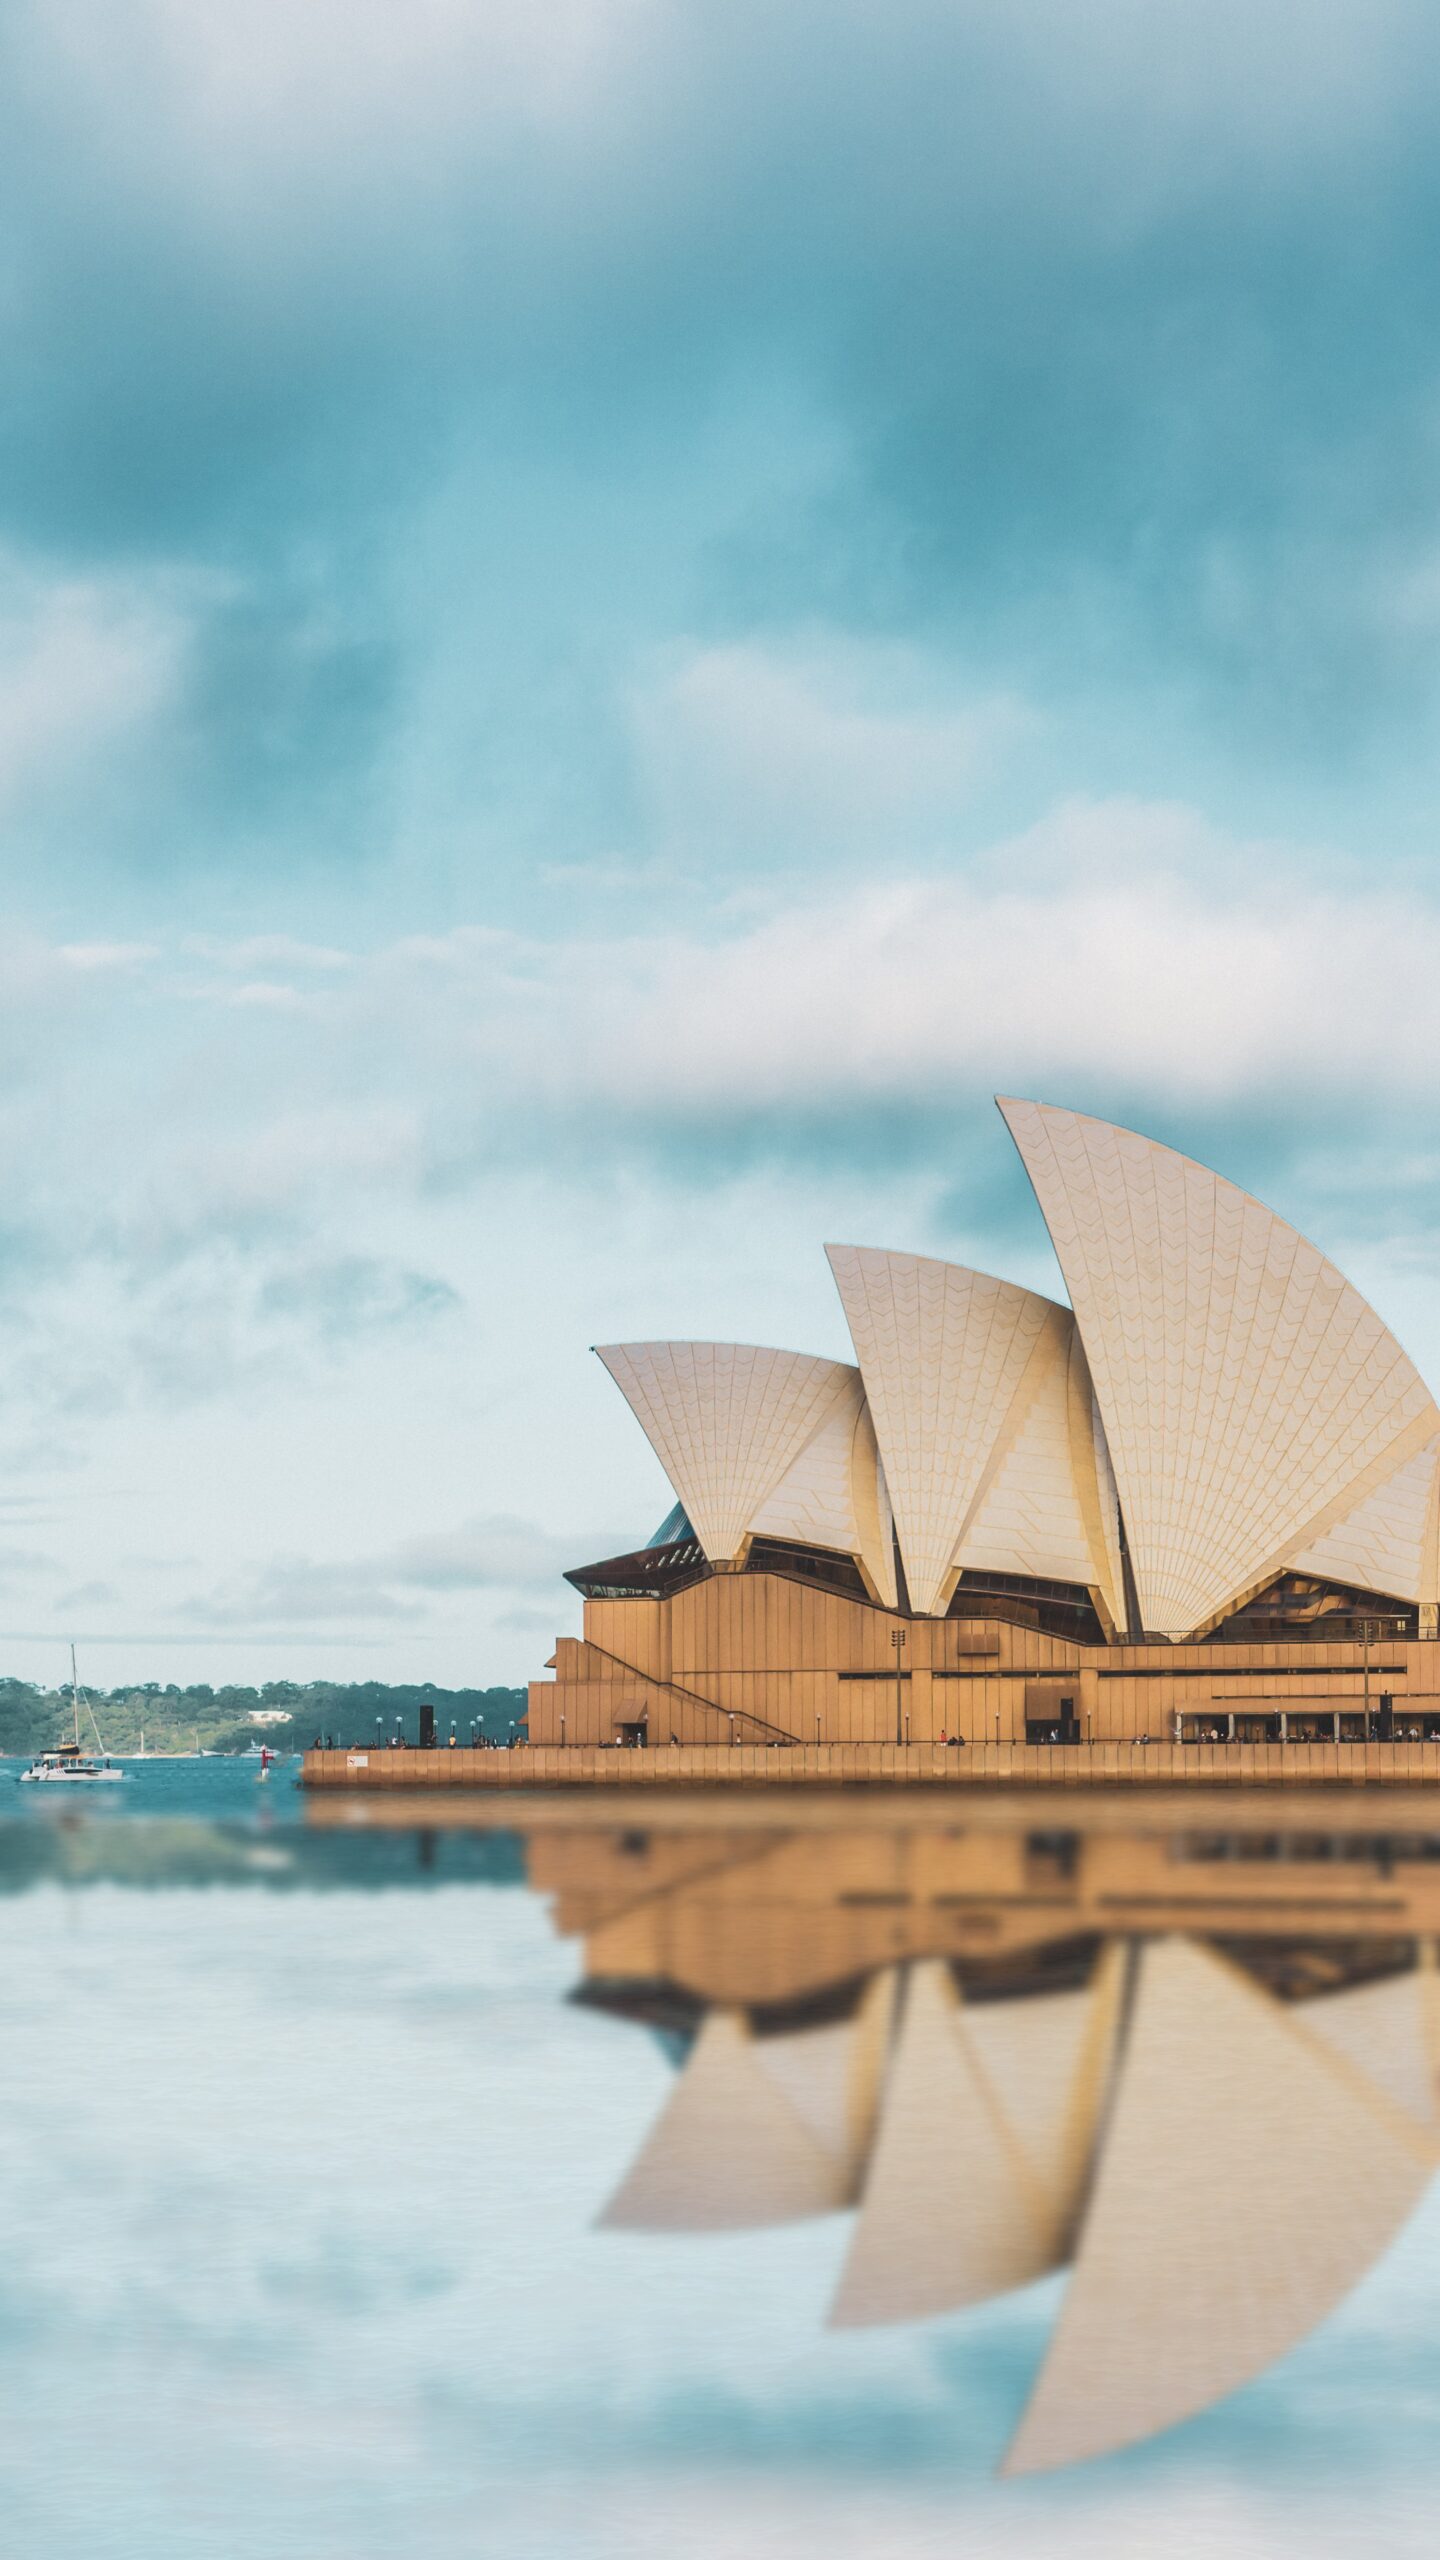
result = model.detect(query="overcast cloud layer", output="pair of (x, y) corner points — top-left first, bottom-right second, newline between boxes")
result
(5, 0), (1440, 1682)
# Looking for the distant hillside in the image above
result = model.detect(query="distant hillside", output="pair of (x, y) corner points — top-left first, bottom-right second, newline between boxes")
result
(0, 1679), (529, 1759)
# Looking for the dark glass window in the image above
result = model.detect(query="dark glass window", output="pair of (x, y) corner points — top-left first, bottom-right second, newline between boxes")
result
(948, 1572), (1105, 1644)
(1204, 1574), (1416, 1643)
(743, 1539), (872, 1601)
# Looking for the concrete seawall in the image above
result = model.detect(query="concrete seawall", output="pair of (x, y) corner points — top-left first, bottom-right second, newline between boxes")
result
(303, 1739), (1440, 1789)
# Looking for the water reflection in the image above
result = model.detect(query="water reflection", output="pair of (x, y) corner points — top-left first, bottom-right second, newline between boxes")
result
(8, 1774), (1440, 2497)
(528, 1803), (1440, 2469)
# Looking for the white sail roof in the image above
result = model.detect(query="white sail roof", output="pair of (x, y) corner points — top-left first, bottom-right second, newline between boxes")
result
(828, 1962), (1068, 2327)
(999, 1100), (1440, 1635)
(1291, 1434), (1440, 1606)
(747, 1374), (898, 1604)
(598, 2009), (854, 2231)
(594, 1342), (859, 1565)
(826, 1247), (1088, 1617)
(952, 1328), (1124, 1627)
(1003, 1938), (1437, 2476)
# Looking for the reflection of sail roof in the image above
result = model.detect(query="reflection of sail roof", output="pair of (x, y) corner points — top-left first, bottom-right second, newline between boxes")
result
(1003, 1939), (1436, 2476)
(1304, 1964), (1440, 2131)
(999, 1101), (1440, 1636)
(828, 1963), (1109, 2327)
(754, 1970), (896, 2192)
(826, 1247), (1098, 1618)
(594, 1343), (859, 1565)
(597, 2010), (854, 2231)
(965, 1976), (1117, 2232)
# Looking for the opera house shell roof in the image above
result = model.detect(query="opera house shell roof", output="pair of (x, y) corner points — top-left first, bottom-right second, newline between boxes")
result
(593, 1102), (1440, 1640)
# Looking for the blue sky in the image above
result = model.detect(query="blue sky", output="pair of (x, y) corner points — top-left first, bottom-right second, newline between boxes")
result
(7, 0), (1440, 1681)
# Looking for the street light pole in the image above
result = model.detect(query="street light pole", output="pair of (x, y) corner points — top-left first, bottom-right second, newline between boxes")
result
(891, 1625), (906, 1746)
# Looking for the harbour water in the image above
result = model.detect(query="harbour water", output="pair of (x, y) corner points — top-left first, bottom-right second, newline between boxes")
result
(6, 1760), (1440, 2560)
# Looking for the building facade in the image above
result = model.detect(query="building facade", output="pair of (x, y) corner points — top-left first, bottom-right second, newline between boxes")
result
(528, 1101), (1440, 1752)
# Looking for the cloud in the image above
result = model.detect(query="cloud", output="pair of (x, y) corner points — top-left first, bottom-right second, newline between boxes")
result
(56, 1579), (119, 1610)
(176, 1511), (604, 1634)
(0, 1546), (63, 1588)
(628, 638), (1028, 864)
(380, 1514), (600, 1592)
(0, 560), (185, 816)
(362, 801), (1440, 1204)
(164, 1111), (425, 1227)
(495, 1604), (570, 1635)
(2, 789), (1438, 1467)
(181, 1557), (423, 1627)
(0, 0), (1438, 899)
(255, 1257), (460, 1344)
(58, 942), (159, 974)
(104, 1250), (459, 1412)
(186, 936), (354, 973)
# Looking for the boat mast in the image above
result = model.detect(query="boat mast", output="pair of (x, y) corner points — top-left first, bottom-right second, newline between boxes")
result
(71, 1644), (111, 1758)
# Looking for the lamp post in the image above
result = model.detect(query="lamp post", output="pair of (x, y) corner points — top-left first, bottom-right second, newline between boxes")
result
(1360, 1616), (1379, 1737)
(891, 1626), (906, 1746)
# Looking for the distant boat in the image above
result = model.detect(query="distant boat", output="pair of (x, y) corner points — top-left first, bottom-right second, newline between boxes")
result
(21, 1646), (127, 1785)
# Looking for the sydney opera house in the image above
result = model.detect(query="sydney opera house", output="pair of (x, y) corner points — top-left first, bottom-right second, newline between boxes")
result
(528, 1100), (1440, 1757)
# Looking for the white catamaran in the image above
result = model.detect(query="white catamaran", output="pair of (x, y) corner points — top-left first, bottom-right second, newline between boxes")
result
(21, 1647), (127, 1784)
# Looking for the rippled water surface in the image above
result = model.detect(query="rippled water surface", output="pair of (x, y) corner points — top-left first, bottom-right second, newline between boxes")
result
(5, 1759), (1440, 2560)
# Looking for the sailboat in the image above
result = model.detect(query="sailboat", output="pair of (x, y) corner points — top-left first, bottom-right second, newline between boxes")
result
(20, 1647), (127, 1784)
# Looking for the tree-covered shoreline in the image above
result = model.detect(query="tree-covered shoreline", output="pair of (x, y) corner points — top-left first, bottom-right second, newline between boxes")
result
(0, 1679), (529, 1759)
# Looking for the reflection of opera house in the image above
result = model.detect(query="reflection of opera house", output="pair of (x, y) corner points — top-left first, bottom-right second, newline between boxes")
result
(530, 1101), (1440, 1761)
(545, 1807), (1440, 2467)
